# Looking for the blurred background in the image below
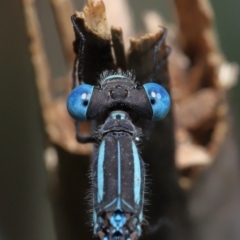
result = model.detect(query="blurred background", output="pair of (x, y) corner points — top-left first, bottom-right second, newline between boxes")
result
(0, 0), (240, 240)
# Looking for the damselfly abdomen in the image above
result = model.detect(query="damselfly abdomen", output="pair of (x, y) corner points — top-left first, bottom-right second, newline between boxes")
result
(67, 72), (170, 239)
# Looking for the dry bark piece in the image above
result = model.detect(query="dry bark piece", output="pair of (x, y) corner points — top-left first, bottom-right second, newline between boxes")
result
(207, 103), (228, 156)
(142, 1), (235, 182)
(22, 0), (92, 154)
(176, 143), (211, 169)
(174, 0), (217, 59)
(171, 0), (232, 181)
(80, 0), (110, 39)
(50, 0), (75, 65)
(72, 8), (115, 86)
(175, 128), (212, 174)
(174, 0), (223, 89)
(111, 27), (127, 71)
(128, 30), (168, 86)
(174, 89), (220, 130)
(103, 0), (134, 48)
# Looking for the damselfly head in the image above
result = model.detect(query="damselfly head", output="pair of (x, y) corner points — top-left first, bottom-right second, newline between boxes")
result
(67, 76), (170, 123)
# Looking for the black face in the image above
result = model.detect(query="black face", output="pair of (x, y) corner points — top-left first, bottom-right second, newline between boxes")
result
(86, 77), (153, 121)
(67, 74), (170, 124)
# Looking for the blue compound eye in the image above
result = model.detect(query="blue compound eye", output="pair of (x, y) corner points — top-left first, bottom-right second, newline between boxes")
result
(66, 84), (94, 122)
(143, 83), (171, 121)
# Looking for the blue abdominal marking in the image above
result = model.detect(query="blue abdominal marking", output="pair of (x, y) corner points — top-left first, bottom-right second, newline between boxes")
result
(117, 141), (121, 209)
(132, 141), (141, 205)
(110, 210), (127, 233)
(97, 141), (105, 203)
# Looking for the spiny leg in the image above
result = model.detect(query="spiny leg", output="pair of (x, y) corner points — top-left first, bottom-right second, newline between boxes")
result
(75, 121), (96, 143)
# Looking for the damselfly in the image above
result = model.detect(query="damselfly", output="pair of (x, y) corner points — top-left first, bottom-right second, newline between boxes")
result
(66, 15), (171, 240)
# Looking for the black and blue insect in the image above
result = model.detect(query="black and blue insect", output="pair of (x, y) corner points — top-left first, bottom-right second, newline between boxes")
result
(66, 15), (171, 240)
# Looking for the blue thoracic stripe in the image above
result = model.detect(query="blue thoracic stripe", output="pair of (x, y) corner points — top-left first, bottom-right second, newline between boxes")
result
(132, 141), (141, 205)
(103, 74), (127, 82)
(98, 141), (105, 203)
(117, 141), (121, 210)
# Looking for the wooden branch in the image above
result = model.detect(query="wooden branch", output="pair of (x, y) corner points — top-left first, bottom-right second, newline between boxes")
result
(22, 0), (92, 155)
(22, 0), (52, 105)
(50, 0), (76, 66)
(111, 27), (127, 71)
